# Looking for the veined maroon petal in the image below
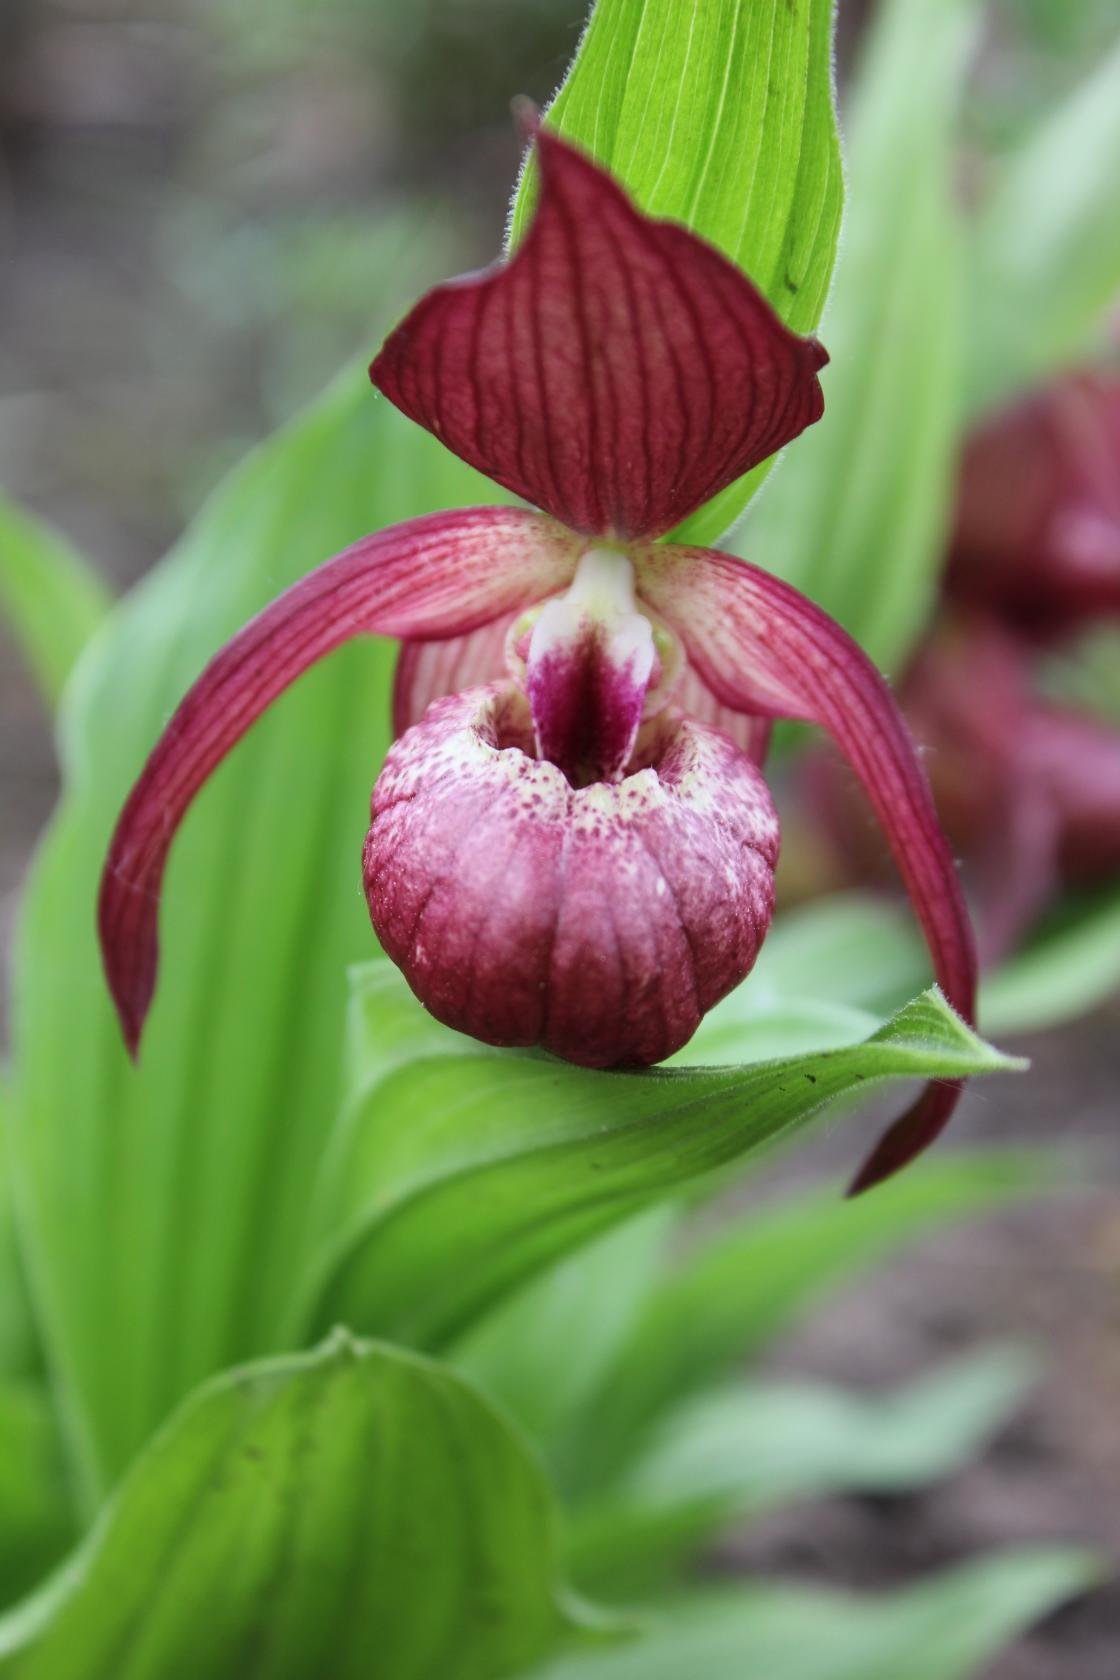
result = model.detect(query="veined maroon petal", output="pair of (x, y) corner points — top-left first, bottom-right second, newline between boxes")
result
(393, 615), (515, 736)
(371, 129), (827, 542)
(364, 686), (779, 1066)
(637, 544), (978, 1193)
(99, 508), (580, 1055)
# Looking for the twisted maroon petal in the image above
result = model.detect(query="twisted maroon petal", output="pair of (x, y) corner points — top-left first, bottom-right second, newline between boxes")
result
(638, 544), (978, 1193)
(99, 508), (580, 1054)
(365, 687), (779, 1066)
(392, 616), (516, 736)
(371, 129), (827, 542)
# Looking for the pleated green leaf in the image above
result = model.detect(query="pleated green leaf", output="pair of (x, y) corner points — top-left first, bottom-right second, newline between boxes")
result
(567, 1347), (1036, 1592)
(0, 496), (109, 711)
(756, 889), (1120, 1040)
(552, 1150), (1048, 1496)
(742, 895), (926, 1020)
(301, 968), (1020, 1352)
(8, 369), (508, 1505)
(532, 1549), (1101, 1680)
(0, 1382), (74, 1611)
(0, 490), (110, 715)
(741, 0), (978, 672)
(0, 1335), (609, 1680)
(981, 884), (1120, 1037)
(0, 1089), (37, 1383)
(453, 1209), (677, 1465)
(509, 0), (843, 546)
(967, 33), (1120, 414)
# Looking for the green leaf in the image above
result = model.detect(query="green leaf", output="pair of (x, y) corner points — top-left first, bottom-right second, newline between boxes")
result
(301, 968), (1020, 1353)
(754, 887), (1120, 1040)
(745, 895), (926, 1019)
(8, 368), (508, 1503)
(1039, 627), (1120, 726)
(741, 0), (978, 672)
(556, 1150), (1049, 1496)
(967, 33), (1120, 414)
(0, 496), (110, 711)
(532, 1549), (1101, 1680)
(0, 1382), (75, 1611)
(0, 1334), (609, 1680)
(453, 1209), (677, 1463)
(981, 885), (1120, 1037)
(567, 1347), (1036, 1592)
(510, 0), (843, 546)
(0, 1090), (38, 1383)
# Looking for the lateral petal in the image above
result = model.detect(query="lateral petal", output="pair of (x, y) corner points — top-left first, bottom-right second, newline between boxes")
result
(99, 508), (579, 1054)
(392, 616), (515, 736)
(371, 129), (827, 542)
(639, 543), (978, 1192)
(674, 665), (773, 765)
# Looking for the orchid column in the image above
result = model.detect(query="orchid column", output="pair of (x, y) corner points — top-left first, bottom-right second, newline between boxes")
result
(99, 128), (976, 1194)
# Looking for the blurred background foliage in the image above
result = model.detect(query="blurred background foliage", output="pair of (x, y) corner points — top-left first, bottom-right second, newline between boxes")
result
(0, 0), (1116, 580)
(1, 2), (1119, 1677)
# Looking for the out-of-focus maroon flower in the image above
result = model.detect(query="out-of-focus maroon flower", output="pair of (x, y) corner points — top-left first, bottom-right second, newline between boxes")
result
(948, 374), (1120, 637)
(903, 618), (1120, 962)
(812, 366), (1120, 965)
(98, 128), (977, 1194)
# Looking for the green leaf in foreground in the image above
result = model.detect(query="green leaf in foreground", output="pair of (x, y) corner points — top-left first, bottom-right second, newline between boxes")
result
(0, 494), (109, 711)
(532, 1549), (1101, 1680)
(8, 368), (508, 1504)
(742, 0), (978, 672)
(301, 971), (1021, 1351)
(0, 1383), (75, 1611)
(0, 1093), (38, 1383)
(567, 1347), (1036, 1593)
(0, 1335), (608, 1680)
(511, 0), (842, 546)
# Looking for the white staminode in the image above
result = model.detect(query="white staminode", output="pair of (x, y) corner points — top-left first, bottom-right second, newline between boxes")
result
(527, 546), (655, 686)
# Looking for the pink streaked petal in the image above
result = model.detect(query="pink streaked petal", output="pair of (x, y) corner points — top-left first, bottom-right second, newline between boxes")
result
(638, 543), (978, 1193)
(371, 129), (827, 542)
(392, 615), (515, 736)
(99, 508), (579, 1055)
(674, 664), (772, 765)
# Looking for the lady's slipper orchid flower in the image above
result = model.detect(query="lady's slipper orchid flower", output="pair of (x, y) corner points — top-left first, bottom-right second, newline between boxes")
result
(98, 128), (976, 1194)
